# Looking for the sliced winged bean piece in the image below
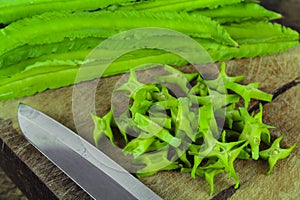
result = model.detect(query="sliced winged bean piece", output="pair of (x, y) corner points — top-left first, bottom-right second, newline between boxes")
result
(134, 113), (181, 147)
(188, 144), (204, 179)
(254, 104), (272, 145)
(130, 84), (159, 117)
(134, 149), (180, 178)
(221, 130), (226, 143)
(155, 68), (191, 95)
(175, 98), (197, 141)
(198, 104), (219, 137)
(205, 168), (225, 196)
(123, 136), (156, 158)
(238, 107), (274, 160)
(193, 159), (225, 195)
(259, 134), (297, 175)
(190, 128), (245, 182)
(153, 99), (179, 110)
(151, 85), (176, 102)
(225, 109), (243, 129)
(151, 117), (172, 130)
(225, 82), (273, 108)
(114, 69), (144, 95)
(201, 158), (224, 170)
(176, 148), (192, 168)
(131, 100), (153, 117)
(191, 91), (240, 110)
(237, 149), (251, 160)
(184, 73), (199, 83)
(115, 111), (140, 139)
(205, 140), (245, 171)
(91, 110), (114, 146)
(226, 142), (248, 188)
(205, 62), (244, 94)
(190, 77), (209, 97)
(147, 140), (168, 152)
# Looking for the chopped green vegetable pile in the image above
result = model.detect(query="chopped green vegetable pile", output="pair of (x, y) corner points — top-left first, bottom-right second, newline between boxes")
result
(0, 0), (299, 100)
(92, 64), (296, 196)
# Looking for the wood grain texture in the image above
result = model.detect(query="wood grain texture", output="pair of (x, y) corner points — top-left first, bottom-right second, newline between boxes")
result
(0, 45), (299, 199)
(0, 167), (27, 200)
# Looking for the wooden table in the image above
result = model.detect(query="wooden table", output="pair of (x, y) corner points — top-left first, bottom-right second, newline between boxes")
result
(0, 44), (299, 199)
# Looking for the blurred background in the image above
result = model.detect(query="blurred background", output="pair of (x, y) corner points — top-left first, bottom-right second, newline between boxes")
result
(261, 0), (300, 32)
(0, 0), (299, 199)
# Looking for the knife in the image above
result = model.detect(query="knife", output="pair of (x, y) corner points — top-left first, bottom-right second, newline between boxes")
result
(18, 103), (162, 200)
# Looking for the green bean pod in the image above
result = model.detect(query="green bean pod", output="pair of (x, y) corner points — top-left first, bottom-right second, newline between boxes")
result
(192, 2), (281, 24)
(0, 0), (132, 24)
(117, 0), (247, 12)
(0, 10), (237, 57)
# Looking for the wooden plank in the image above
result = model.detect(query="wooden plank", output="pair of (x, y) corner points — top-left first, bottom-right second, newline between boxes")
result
(0, 45), (299, 199)
(0, 168), (26, 200)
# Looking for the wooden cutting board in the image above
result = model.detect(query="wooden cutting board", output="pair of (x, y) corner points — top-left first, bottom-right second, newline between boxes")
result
(0, 45), (299, 200)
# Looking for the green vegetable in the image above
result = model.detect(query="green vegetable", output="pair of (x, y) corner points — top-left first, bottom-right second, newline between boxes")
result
(0, 0), (298, 103)
(226, 82), (273, 108)
(0, 51), (187, 100)
(224, 21), (299, 44)
(259, 134), (297, 175)
(175, 97), (197, 142)
(92, 64), (296, 195)
(155, 65), (195, 94)
(0, 37), (102, 68)
(117, 0), (247, 12)
(134, 113), (182, 148)
(91, 109), (115, 146)
(123, 136), (155, 158)
(205, 62), (273, 109)
(238, 105), (274, 160)
(3, 36), (296, 80)
(5, 34), (289, 100)
(133, 149), (180, 178)
(192, 2), (282, 24)
(197, 38), (299, 62)
(0, 10), (237, 57)
(0, 0), (132, 24)
(0, 60), (82, 100)
(130, 85), (159, 116)
(1, 33), (205, 69)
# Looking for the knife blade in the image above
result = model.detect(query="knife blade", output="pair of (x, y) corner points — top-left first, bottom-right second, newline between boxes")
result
(18, 103), (162, 200)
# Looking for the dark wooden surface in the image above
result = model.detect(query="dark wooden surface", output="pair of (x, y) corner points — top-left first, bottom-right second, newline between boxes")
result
(0, 44), (299, 199)
(261, 0), (300, 32)
(1, 1), (300, 199)
(0, 165), (26, 200)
